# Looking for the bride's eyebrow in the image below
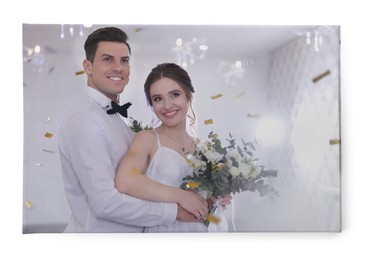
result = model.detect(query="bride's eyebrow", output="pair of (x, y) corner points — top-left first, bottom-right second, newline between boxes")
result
(151, 89), (182, 98)
(168, 89), (182, 95)
(151, 94), (161, 99)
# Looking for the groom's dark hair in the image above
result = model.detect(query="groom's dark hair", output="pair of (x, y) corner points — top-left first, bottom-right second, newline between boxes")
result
(84, 27), (131, 63)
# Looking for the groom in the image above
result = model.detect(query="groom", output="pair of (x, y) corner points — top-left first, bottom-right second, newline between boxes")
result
(58, 26), (198, 232)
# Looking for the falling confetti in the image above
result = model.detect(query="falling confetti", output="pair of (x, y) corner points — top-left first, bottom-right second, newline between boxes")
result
(75, 70), (85, 76)
(204, 119), (213, 125)
(247, 113), (262, 118)
(210, 93), (223, 99)
(186, 181), (200, 189)
(233, 92), (246, 99)
(44, 132), (53, 138)
(135, 27), (142, 32)
(47, 66), (55, 76)
(131, 167), (140, 175)
(206, 214), (220, 224)
(46, 117), (51, 123)
(25, 200), (32, 208)
(329, 139), (341, 145)
(186, 159), (195, 166)
(312, 70), (331, 83)
(35, 163), (43, 166)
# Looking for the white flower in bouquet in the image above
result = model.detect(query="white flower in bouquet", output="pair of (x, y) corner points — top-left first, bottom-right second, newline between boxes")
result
(240, 163), (253, 178)
(195, 140), (209, 151)
(249, 166), (261, 179)
(229, 166), (241, 177)
(186, 153), (207, 169)
(225, 149), (257, 178)
(225, 150), (241, 162)
(203, 149), (224, 163)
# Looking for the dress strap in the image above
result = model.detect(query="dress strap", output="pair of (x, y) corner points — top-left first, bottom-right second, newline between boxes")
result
(152, 129), (161, 147)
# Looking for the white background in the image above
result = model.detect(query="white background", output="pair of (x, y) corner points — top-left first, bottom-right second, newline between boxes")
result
(1, 0), (365, 259)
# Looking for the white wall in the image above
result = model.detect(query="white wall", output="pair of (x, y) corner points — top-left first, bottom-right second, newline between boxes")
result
(23, 44), (86, 232)
(232, 28), (341, 231)
(22, 25), (341, 232)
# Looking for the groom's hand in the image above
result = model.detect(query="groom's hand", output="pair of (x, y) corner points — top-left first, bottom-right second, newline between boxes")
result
(176, 205), (202, 222)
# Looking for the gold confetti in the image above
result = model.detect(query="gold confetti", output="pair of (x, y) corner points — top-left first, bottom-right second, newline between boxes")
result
(210, 93), (223, 99)
(312, 70), (331, 83)
(131, 167), (140, 175)
(329, 139), (341, 145)
(204, 119), (213, 125)
(44, 132), (53, 138)
(75, 70), (85, 76)
(206, 214), (220, 224)
(186, 159), (195, 166)
(247, 113), (262, 118)
(135, 27), (142, 32)
(234, 92), (245, 99)
(25, 200), (32, 208)
(186, 181), (200, 189)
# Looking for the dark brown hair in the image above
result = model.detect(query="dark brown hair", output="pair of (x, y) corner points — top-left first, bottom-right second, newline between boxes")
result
(84, 27), (131, 62)
(144, 63), (196, 126)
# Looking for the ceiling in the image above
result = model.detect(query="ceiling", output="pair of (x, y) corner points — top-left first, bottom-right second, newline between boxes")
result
(23, 24), (317, 60)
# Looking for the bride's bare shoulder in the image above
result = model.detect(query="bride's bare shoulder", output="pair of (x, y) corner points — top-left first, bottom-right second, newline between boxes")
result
(133, 129), (157, 143)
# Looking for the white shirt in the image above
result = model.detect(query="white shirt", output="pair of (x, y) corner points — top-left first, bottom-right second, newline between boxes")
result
(58, 87), (177, 232)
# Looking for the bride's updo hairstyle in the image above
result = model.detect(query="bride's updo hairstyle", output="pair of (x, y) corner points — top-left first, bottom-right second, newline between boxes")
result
(144, 63), (196, 127)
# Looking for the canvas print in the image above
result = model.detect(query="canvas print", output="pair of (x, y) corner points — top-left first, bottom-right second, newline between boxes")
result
(22, 24), (341, 233)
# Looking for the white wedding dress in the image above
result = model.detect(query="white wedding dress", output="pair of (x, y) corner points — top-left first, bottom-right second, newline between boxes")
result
(143, 130), (208, 233)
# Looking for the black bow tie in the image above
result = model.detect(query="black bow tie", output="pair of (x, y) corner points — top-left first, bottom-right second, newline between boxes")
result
(106, 101), (132, 118)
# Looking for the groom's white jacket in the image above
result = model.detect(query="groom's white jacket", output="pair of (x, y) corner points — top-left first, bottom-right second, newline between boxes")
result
(58, 87), (177, 232)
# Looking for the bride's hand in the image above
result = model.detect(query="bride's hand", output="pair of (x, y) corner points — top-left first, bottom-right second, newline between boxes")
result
(209, 194), (232, 209)
(219, 194), (232, 208)
(178, 190), (208, 220)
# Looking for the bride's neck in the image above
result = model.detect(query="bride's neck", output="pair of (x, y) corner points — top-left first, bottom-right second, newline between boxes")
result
(159, 124), (188, 140)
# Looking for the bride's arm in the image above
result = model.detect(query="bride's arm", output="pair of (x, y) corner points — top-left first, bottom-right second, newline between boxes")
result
(115, 130), (207, 219)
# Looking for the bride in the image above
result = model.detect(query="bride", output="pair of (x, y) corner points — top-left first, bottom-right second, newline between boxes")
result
(115, 63), (230, 232)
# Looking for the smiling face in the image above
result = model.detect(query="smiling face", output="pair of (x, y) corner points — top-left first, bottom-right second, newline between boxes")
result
(150, 77), (190, 128)
(83, 41), (130, 101)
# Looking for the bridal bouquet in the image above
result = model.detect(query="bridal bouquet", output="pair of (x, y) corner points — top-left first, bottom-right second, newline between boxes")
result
(180, 132), (278, 228)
